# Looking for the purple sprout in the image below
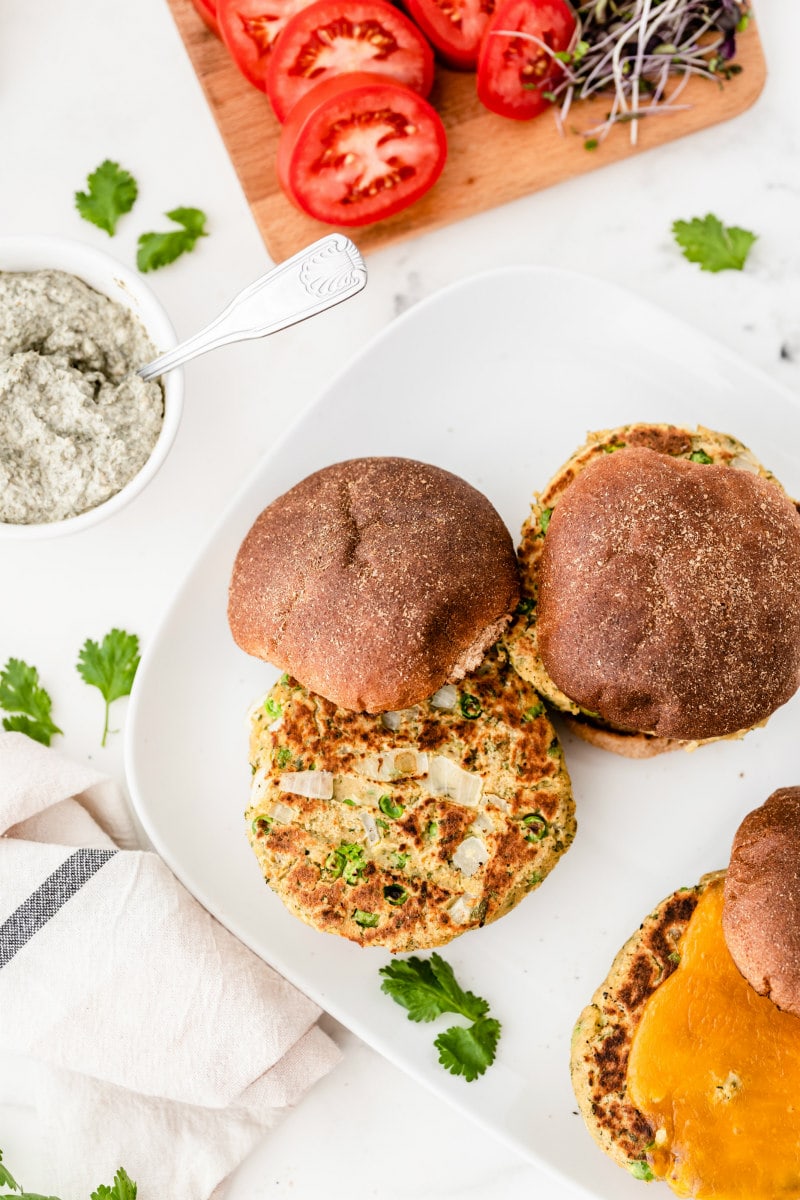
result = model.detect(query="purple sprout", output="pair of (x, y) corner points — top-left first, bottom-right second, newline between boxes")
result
(491, 0), (748, 144)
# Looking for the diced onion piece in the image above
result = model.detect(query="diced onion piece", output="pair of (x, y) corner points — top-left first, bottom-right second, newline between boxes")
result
(448, 893), (478, 924)
(356, 748), (429, 781)
(424, 756), (483, 808)
(269, 802), (296, 824)
(360, 811), (380, 847)
(381, 711), (403, 731)
(246, 693), (270, 728)
(471, 810), (494, 834)
(278, 770), (334, 800)
(250, 765), (270, 804)
(452, 836), (489, 877)
(730, 453), (761, 474)
(431, 683), (457, 710)
(332, 776), (383, 807)
(485, 793), (509, 813)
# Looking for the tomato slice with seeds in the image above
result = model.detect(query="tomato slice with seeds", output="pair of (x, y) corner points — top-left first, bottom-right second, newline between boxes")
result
(404, 0), (495, 69)
(476, 0), (576, 119)
(277, 73), (447, 226)
(266, 0), (435, 122)
(218, 0), (322, 90)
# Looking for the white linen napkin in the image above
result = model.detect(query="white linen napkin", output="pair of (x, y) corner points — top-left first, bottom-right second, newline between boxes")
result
(0, 731), (341, 1199)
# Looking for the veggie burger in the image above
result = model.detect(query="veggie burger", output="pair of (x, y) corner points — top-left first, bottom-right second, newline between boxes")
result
(506, 423), (800, 756)
(571, 786), (800, 1197)
(229, 456), (575, 949)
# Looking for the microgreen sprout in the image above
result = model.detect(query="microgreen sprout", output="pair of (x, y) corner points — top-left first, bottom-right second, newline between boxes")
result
(492, 0), (748, 145)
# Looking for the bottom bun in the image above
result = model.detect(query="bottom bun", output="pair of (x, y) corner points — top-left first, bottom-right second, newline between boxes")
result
(562, 716), (685, 758)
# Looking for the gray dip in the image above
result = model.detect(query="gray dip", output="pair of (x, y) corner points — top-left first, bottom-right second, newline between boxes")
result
(0, 269), (165, 524)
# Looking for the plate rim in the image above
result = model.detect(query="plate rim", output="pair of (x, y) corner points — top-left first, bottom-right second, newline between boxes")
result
(125, 263), (800, 1199)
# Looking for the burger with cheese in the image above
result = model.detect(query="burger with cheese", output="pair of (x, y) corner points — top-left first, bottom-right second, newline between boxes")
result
(571, 786), (800, 1196)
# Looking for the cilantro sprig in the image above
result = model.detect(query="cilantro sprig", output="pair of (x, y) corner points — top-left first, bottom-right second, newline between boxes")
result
(75, 160), (138, 237)
(77, 629), (141, 747)
(380, 953), (501, 1081)
(137, 207), (208, 272)
(672, 213), (757, 273)
(0, 1148), (135, 1200)
(91, 1168), (137, 1200)
(0, 659), (62, 746)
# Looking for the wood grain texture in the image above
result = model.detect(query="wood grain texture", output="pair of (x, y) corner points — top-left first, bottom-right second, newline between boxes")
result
(166, 0), (767, 261)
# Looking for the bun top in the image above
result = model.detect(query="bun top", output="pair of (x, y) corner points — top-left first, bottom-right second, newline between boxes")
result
(723, 788), (800, 1016)
(228, 456), (519, 713)
(537, 446), (800, 740)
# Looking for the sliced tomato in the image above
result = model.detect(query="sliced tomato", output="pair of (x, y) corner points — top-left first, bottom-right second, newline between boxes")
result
(218, 0), (321, 90)
(189, 0), (221, 37)
(266, 0), (435, 122)
(277, 73), (447, 226)
(476, 0), (575, 119)
(404, 0), (495, 69)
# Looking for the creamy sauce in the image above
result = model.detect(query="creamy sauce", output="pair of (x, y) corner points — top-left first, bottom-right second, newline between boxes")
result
(0, 269), (164, 524)
(627, 880), (800, 1198)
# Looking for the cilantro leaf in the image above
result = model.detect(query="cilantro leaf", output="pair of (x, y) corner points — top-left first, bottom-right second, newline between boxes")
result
(380, 955), (500, 1081)
(379, 953), (489, 1023)
(434, 1016), (501, 1082)
(379, 956), (448, 1022)
(672, 214), (757, 272)
(428, 954), (490, 1021)
(1, 1194), (62, 1199)
(136, 207), (208, 272)
(76, 629), (140, 747)
(90, 1168), (137, 1200)
(0, 659), (62, 746)
(75, 160), (138, 236)
(0, 1149), (20, 1192)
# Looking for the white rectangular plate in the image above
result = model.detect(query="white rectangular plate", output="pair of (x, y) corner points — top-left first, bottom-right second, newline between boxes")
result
(126, 266), (800, 1200)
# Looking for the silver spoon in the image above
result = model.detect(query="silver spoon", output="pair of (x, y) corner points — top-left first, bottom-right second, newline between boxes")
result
(137, 233), (367, 382)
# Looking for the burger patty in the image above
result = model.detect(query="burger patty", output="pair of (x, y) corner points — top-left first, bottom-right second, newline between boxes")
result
(505, 423), (783, 750)
(245, 646), (575, 952)
(570, 872), (723, 1178)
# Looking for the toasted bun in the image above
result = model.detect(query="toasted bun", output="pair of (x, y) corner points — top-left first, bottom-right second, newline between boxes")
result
(723, 787), (800, 1016)
(562, 715), (683, 758)
(228, 457), (520, 713)
(537, 447), (800, 741)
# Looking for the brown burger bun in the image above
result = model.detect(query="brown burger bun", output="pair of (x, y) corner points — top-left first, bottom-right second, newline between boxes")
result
(228, 456), (520, 713)
(723, 787), (800, 1017)
(561, 715), (684, 758)
(537, 446), (800, 742)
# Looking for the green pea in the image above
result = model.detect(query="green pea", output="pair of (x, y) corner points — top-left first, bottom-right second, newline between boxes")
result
(379, 794), (404, 820)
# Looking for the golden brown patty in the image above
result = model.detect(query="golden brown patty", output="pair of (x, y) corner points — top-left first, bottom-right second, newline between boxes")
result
(723, 787), (800, 1017)
(245, 647), (575, 951)
(570, 872), (723, 1177)
(228, 457), (520, 714)
(506, 424), (800, 751)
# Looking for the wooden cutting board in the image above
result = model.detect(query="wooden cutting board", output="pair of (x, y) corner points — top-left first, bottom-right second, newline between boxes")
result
(167, 0), (766, 261)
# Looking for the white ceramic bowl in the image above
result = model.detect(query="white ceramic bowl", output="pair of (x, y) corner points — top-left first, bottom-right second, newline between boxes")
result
(0, 235), (183, 539)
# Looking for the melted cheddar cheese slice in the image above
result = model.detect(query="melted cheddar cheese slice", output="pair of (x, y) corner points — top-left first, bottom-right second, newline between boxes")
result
(627, 879), (800, 1197)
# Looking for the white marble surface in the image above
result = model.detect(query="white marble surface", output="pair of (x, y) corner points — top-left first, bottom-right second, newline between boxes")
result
(1, 0), (799, 1195)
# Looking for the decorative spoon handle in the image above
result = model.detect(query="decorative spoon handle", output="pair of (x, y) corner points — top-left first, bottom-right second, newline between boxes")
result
(138, 233), (367, 382)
